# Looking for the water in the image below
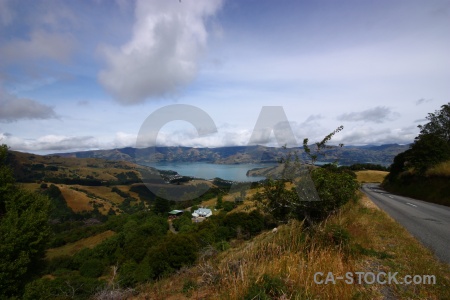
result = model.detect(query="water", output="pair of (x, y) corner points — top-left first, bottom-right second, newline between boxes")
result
(146, 162), (276, 182)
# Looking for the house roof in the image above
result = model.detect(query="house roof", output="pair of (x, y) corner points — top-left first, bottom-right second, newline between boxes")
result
(168, 210), (184, 215)
(193, 208), (212, 216)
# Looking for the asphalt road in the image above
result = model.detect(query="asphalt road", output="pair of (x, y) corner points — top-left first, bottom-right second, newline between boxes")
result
(361, 183), (450, 265)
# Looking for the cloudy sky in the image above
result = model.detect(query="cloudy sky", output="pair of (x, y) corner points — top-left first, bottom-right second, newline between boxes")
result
(1, 0), (449, 154)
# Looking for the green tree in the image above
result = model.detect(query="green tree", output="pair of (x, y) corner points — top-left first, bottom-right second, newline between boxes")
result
(153, 196), (170, 215)
(254, 129), (359, 225)
(0, 145), (51, 298)
(417, 102), (450, 143)
(407, 134), (450, 175)
(388, 103), (450, 177)
(216, 194), (223, 209)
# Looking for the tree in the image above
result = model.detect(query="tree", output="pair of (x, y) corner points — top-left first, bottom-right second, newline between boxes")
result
(154, 196), (170, 215)
(216, 194), (223, 209)
(0, 145), (51, 298)
(407, 134), (450, 175)
(254, 128), (359, 225)
(417, 102), (450, 143)
(303, 125), (344, 165)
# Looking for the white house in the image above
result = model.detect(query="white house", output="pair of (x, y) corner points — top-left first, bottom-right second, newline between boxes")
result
(192, 208), (212, 218)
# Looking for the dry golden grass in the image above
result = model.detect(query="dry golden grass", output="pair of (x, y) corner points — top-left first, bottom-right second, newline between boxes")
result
(59, 185), (93, 212)
(46, 230), (115, 259)
(72, 185), (124, 204)
(134, 194), (450, 299)
(355, 170), (388, 183)
(200, 187), (261, 214)
(19, 183), (41, 192)
(427, 160), (450, 177)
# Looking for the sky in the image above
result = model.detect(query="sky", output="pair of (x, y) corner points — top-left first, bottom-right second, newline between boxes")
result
(1, 0), (449, 154)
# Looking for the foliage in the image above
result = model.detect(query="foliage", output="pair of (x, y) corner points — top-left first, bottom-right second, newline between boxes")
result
(387, 103), (450, 178)
(417, 102), (450, 143)
(216, 194), (223, 209)
(309, 167), (360, 217)
(145, 234), (200, 279)
(244, 274), (287, 300)
(254, 129), (359, 225)
(43, 184), (76, 221)
(172, 214), (194, 232)
(0, 144), (51, 298)
(303, 125), (344, 165)
(348, 163), (388, 171)
(222, 200), (236, 212)
(153, 196), (170, 215)
(79, 258), (106, 278)
(407, 134), (450, 175)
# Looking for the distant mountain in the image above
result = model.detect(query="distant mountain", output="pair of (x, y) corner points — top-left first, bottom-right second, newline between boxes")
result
(54, 144), (410, 167)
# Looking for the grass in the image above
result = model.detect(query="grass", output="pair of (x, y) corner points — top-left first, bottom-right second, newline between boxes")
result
(427, 160), (450, 177)
(133, 194), (450, 299)
(58, 185), (93, 212)
(355, 170), (389, 183)
(200, 187), (260, 214)
(46, 230), (116, 259)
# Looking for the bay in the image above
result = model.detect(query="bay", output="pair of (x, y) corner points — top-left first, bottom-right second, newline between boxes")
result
(146, 162), (277, 182)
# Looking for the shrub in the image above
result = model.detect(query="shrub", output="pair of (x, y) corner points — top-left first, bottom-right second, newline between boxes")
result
(222, 201), (235, 212)
(244, 274), (286, 300)
(79, 258), (105, 278)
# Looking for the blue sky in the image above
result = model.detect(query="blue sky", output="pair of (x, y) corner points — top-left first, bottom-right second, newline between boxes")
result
(1, 0), (449, 154)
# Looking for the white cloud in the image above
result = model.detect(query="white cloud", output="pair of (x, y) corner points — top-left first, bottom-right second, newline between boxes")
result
(338, 125), (418, 145)
(113, 131), (137, 148)
(98, 0), (223, 104)
(0, 88), (57, 122)
(0, 132), (99, 152)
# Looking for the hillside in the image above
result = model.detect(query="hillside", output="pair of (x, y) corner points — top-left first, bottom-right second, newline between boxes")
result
(131, 195), (450, 299)
(7, 150), (159, 184)
(383, 159), (450, 207)
(6, 150), (222, 217)
(54, 144), (409, 166)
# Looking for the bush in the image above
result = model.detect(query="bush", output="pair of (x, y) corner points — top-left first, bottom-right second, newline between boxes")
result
(222, 201), (235, 212)
(322, 224), (351, 248)
(244, 274), (286, 300)
(146, 234), (199, 278)
(79, 258), (105, 278)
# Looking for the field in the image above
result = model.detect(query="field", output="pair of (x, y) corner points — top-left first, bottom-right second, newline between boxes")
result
(46, 230), (116, 259)
(355, 170), (388, 183)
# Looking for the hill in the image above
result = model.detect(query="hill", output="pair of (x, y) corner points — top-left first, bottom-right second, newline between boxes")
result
(54, 144), (409, 166)
(131, 195), (450, 299)
(6, 150), (222, 217)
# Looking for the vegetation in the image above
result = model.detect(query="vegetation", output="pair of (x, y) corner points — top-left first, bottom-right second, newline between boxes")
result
(135, 195), (450, 299)
(254, 127), (360, 226)
(384, 102), (450, 205)
(1, 112), (446, 299)
(355, 170), (388, 183)
(0, 145), (51, 298)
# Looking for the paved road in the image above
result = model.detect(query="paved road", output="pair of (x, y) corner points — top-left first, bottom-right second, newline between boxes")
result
(361, 183), (450, 265)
